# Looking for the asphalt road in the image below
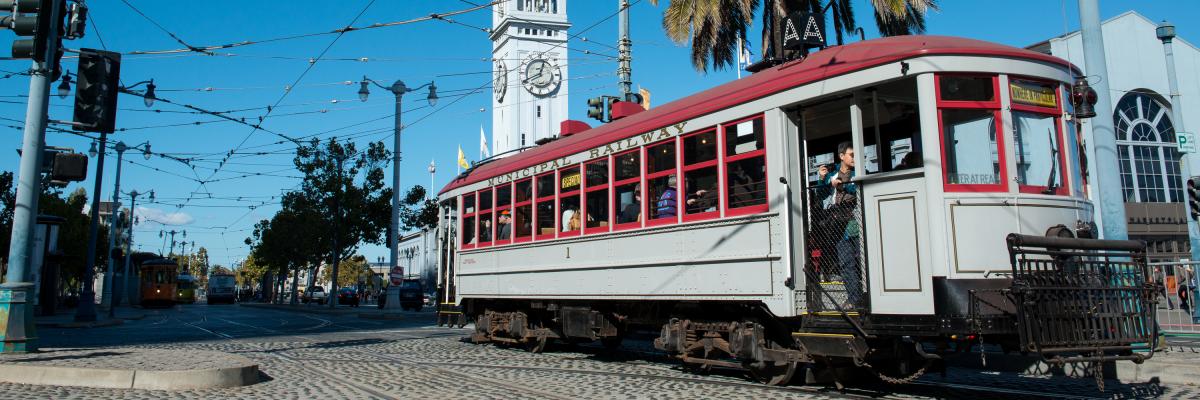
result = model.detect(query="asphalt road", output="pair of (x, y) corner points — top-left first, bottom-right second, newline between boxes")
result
(0, 303), (1179, 399)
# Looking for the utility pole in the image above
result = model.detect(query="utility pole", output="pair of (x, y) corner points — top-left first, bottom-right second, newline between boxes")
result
(329, 153), (344, 308)
(118, 190), (151, 307)
(101, 142), (127, 316)
(616, 0), (632, 99)
(1077, 0), (1127, 240)
(2, 0), (65, 350)
(357, 76), (436, 309)
(1156, 21), (1200, 323)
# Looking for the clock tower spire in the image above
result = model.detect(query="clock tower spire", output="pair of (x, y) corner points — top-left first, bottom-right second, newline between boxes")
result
(491, 0), (571, 157)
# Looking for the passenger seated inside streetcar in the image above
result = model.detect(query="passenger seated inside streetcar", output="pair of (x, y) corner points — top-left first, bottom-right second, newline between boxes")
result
(496, 210), (512, 240)
(727, 161), (765, 208)
(562, 208), (581, 232)
(617, 184), (641, 224)
(685, 181), (717, 214)
(654, 175), (679, 219)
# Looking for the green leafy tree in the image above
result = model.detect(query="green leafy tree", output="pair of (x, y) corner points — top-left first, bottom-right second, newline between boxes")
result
(399, 185), (439, 232)
(651, 0), (936, 72)
(320, 255), (371, 289)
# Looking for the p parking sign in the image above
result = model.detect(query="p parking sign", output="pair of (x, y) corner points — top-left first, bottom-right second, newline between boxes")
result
(1178, 131), (1195, 154)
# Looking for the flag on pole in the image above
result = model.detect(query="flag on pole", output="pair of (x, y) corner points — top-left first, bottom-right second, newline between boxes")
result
(480, 125), (491, 159)
(638, 86), (651, 110)
(457, 145), (470, 172)
(737, 32), (752, 78)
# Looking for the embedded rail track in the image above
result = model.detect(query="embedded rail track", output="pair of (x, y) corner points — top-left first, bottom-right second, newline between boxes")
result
(167, 306), (1159, 399)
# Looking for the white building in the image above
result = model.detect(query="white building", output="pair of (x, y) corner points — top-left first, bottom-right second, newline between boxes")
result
(1030, 11), (1200, 260)
(490, 0), (571, 156)
(396, 228), (438, 286)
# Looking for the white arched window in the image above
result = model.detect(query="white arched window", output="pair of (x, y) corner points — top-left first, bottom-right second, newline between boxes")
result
(1115, 90), (1181, 203)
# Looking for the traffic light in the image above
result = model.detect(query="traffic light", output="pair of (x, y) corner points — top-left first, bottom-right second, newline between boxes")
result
(625, 92), (643, 105)
(1189, 178), (1200, 221)
(586, 96), (606, 122)
(3, 0), (61, 61)
(73, 48), (121, 133)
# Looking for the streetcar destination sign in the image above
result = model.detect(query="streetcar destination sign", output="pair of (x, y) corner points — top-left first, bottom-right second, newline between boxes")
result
(1009, 80), (1058, 108)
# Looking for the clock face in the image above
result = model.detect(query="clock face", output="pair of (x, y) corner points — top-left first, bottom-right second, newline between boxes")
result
(520, 57), (561, 97)
(494, 61), (507, 102)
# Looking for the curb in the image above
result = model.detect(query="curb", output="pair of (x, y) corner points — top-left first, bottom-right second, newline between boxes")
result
(0, 361), (259, 390)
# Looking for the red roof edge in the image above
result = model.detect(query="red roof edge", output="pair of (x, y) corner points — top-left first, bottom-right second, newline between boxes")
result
(560, 120), (591, 137)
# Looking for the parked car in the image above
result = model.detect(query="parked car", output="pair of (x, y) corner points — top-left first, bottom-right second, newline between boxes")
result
(399, 279), (423, 311)
(337, 287), (359, 307)
(301, 286), (326, 305)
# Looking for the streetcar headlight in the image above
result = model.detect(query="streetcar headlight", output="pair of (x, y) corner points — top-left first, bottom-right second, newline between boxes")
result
(156, 289), (160, 293)
(1046, 224), (1074, 239)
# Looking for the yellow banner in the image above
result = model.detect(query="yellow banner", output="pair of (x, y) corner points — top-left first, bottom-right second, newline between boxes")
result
(561, 173), (580, 190)
(1010, 81), (1057, 108)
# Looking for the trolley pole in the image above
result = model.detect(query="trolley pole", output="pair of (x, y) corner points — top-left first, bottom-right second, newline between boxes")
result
(1156, 21), (1200, 323)
(617, 0), (632, 99)
(101, 143), (127, 316)
(1077, 0), (1128, 240)
(2, 0), (64, 352)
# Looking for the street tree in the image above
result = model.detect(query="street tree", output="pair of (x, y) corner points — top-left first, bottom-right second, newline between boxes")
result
(651, 0), (936, 72)
(399, 185), (439, 232)
(246, 207), (320, 304)
(1, 179), (106, 296)
(320, 255), (371, 289)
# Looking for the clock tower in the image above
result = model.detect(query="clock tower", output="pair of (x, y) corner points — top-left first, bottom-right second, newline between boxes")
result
(491, 0), (570, 156)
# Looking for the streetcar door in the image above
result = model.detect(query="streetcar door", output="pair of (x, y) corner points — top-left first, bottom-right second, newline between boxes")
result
(855, 77), (934, 315)
(437, 200), (458, 306)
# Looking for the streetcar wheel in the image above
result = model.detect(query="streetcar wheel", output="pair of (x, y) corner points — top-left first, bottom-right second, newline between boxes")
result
(746, 360), (798, 386)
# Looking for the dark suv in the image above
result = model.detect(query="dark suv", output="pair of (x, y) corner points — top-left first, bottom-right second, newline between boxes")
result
(398, 279), (423, 311)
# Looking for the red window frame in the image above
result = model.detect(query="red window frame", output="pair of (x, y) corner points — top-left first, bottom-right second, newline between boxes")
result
(645, 139), (680, 227)
(534, 172), (556, 241)
(680, 128), (720, 222)
(935, 74), (1009, 193)
(492, 183), (514, 245)
(474, 188), (495, 247)
(1008, 77), (1069, 195)
(612, 148), (644, 231)
(582, 158), (611, 235)
(558, 165), (583, 237)
(459, 193), (476, 250)
(722, 115), (769, 216)
(511, 178), (533, 243)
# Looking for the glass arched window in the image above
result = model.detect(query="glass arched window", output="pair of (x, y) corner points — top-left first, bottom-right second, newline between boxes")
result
(1115, 91), (1181, 203)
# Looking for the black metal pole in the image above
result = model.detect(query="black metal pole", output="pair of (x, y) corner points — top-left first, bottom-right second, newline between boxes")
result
(75, 131), (107, 322)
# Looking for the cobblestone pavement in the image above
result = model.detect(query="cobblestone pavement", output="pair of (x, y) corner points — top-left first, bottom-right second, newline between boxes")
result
(0, 304), (1187, 399)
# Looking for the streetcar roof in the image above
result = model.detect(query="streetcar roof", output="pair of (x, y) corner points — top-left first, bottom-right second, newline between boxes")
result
(439, 35), (1075, 196)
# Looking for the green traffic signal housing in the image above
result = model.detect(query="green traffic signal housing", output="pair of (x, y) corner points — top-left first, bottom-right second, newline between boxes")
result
(586, 96), (606, 122)
(4, 0), (60, 61)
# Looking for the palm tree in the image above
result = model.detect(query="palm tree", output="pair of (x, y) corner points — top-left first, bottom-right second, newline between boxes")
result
(650, 0), (937, 72)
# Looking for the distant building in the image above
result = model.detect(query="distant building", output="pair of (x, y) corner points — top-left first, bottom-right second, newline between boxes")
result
(1030, 11), (1200, 261)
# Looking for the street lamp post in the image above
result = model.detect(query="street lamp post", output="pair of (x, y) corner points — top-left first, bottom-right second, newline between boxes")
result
(102, 141), (152, 317)
(1156, 21), (1200, 324)
(118, 190), (153, 307)
(357, 76), (437, 294)
(428, 160), (436, 201)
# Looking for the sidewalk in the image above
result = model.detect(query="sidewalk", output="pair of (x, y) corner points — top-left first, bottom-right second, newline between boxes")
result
(943, 345), (1200, 387)
(34, 307), (147, 329)
(0, 347), (259, 390)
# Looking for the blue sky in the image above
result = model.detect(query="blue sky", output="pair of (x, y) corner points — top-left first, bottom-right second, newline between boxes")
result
(1, 0), (1197, 268)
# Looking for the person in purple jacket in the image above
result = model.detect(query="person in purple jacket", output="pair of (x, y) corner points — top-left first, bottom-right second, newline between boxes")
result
(655, 175), (679, 219)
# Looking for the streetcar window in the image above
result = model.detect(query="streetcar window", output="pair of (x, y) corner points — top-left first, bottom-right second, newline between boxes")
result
(615, 151), (640, 181)
(648, 142), (676, 174)
(537, 173), (556, 198)
(462, 215), (476, 245)
(647, 140), (679, 224)
(684, 130), (717, 164)
(535, 173), (556, 238)
(860, 78), (922, 174)
(515, 179), (532, 203)
(724, 116), (768, 213)
(514, 204), (532, 238)
(513, 179), (533, 240)
(478, 211), (493, 243)
(682, 129), (719, 219)
(725, 118), (764, 156)
(942, 109), (1002, 186)
(727, 157), (766, 209)
(937, 75), (1006, 191)
(496, 184), (512, 208)
(560, 166), (582, 234)
(614, 149), (643, 229)
(1013, 111), (1063, 192)
(463, 193), (475, 214)
(585, 161), (610, 231)
(939, 76), (994, 102)
(479, 190), (493, 211)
